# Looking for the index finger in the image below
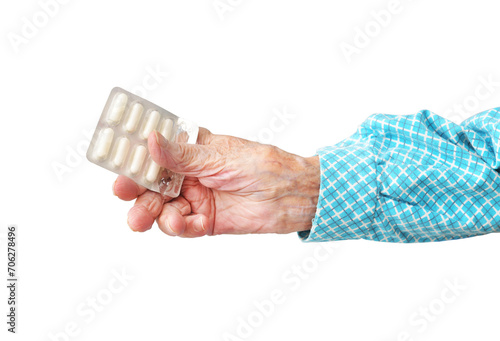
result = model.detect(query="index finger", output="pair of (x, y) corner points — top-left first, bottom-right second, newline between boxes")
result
(197, 127), (213, 145)
(113, 175), (147, 201)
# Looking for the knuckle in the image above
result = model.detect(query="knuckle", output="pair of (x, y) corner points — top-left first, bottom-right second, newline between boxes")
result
(176, 144), (192, 166)
(142, 195), (163, 216)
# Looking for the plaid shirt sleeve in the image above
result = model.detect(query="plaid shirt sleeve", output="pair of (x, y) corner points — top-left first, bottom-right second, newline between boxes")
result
(299, 108), (500, 243)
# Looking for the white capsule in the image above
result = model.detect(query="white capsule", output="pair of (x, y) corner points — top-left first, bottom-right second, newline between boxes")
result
(145, 161), (161, 183)
(141, 110), (160, 139)
(106, 93), (128, 124)
(94, 128), (114, 160)
(159, 118), (174, 140)
(130, 145), (147, 175)
(124, 102), (143, 133)
(112, 137), (130, 168)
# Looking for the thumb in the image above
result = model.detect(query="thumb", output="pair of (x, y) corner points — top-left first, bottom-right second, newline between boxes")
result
(148, 131), (217, 177)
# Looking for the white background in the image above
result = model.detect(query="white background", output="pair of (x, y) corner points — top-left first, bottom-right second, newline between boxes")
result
(1, 0), (500, 340)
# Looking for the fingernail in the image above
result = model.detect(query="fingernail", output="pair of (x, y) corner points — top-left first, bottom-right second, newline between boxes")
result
(166, 218), (177, 236)
(154, 130), (168, 148)
(193, 217), (205, 233)
(112, 180), (117, 196)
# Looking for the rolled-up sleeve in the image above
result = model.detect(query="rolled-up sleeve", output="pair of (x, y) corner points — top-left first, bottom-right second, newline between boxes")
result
(299, 108), (500, 243)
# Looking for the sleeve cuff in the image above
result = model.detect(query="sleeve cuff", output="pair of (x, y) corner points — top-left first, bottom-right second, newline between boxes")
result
(299, 142), (378, 242)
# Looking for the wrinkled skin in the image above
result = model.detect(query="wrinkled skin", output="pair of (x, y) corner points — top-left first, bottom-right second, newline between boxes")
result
(113, 128), (320, 238)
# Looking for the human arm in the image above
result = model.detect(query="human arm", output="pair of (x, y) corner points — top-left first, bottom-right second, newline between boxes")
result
(114, 108), (500, 242)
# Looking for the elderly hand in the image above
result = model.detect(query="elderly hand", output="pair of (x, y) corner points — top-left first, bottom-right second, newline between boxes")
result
(112, 128), (320, 237)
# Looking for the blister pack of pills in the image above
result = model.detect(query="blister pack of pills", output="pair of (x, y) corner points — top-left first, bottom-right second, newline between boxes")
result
(86, 87), (199, 198)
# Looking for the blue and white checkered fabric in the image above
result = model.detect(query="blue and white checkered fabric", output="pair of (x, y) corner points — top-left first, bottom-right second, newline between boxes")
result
(299, 108), (500, 243)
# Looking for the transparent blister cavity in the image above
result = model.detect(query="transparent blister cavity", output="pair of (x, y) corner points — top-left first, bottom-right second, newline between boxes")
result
(86, 87), (199, 197)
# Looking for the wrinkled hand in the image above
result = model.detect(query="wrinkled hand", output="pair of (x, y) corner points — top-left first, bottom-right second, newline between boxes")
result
(112, 128), (320, 237)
